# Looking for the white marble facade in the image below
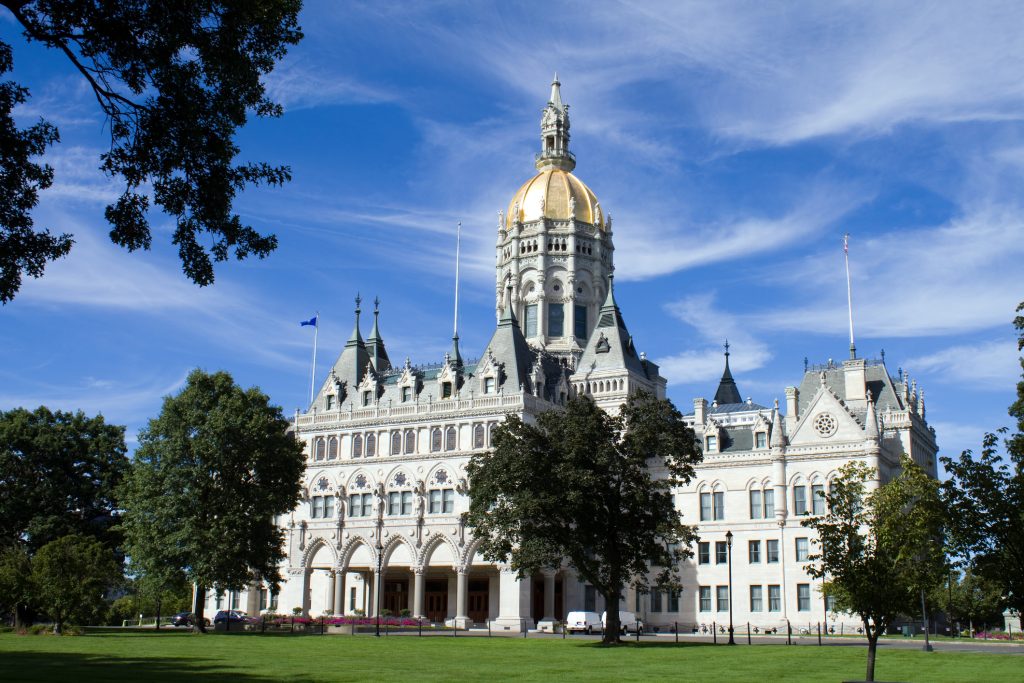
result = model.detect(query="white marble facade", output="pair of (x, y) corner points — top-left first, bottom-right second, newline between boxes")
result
(203, 79), (937, 633)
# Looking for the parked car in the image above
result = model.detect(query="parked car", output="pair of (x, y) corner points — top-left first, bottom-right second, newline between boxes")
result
(213, 610), (252, 625)
(170, 612), (210, 627)
(565, 611), (603, 634)
(601, 610), (644, 634)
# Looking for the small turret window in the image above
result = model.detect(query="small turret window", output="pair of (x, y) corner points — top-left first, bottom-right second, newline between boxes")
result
(548, 303), (564, 337)
(755, 432), (767, 449)
(484, 377), (495, 394)
(442, 382), (453, 399)
(524, 304), (538, 337)
(401, 386), (412, 402)
(362, 391), (372, 407)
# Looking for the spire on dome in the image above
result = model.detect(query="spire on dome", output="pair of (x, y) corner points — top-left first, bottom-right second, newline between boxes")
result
(550, 73), (563, 110)
(713, 340), (743, 405)
(536, 75), (574, 172)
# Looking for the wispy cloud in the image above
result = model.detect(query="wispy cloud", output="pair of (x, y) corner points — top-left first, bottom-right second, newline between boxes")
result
(905, 339), (1021, 390)
(263, 57), (398, 111)
(656, 292), (773, 385)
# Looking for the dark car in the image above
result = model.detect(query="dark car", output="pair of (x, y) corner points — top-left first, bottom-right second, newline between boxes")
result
(213, 610), (252, 625)
(170, 612), (210, 627)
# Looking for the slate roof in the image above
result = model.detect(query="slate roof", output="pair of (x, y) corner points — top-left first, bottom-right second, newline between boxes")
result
(714, 349), (743, 405)
(576, 278), (651, 378)
(797, 360), (904, 417)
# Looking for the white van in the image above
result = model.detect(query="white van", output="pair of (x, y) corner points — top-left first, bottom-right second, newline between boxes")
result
(601, 610), (644, 634)
(565, 611), (603, 634)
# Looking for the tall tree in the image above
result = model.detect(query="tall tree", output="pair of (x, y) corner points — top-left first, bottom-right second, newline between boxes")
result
(803, 458), (945, 682)
(466, 393), (701, 644)
(31, 534), (120, 633)
(0, 543), (34, 627)
(0, 406), (128, 552)
(0, 0), (303, 303)
(119, 369), (305, 632)
(931, 568), (1004, 634)
(941, 302), (1024, 617)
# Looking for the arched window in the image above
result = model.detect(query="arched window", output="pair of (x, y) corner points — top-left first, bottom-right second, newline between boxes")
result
(314, 438), (325, 461)
(431, 428), (442, 453)
(327, 437), (338, 460)
(404, 429), (416, 454)
(488, 423), (497, 446)
(473, 424), (485, 449)
(352, 434), (363, 458)
(391, 431), (402, 456)
(366, 433), (376, 457)
(445, 426), (457, 451)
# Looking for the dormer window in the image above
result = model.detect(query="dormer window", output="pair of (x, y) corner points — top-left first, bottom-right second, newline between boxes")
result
(362, 391), (372, 407)
(402, 386), (412, 402)
(325, 394), (334, 410)
(484, 377), (495, 394)
(442, 382), (453, 399)
(706, 435), (718, 452)
(755, 432), (767, 449)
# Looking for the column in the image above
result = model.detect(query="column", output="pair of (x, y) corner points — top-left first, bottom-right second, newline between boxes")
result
(538, 569), (557, 632)
(327, 571), (336, 615)
(493, 566), (532, 632)
(301, 569), (311, 618)
(333, 571), (344, 616)
(413, 567), (425, 619)
(454, 566), (470, 628)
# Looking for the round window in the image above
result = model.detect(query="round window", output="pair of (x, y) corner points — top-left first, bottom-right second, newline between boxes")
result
(813, 412), (838, 438)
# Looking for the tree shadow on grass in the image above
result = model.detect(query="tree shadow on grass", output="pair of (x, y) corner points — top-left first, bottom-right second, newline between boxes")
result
(0, 651), (280, 682)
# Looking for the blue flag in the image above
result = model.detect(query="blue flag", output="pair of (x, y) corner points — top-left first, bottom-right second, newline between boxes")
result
(300, 316), (317, 327)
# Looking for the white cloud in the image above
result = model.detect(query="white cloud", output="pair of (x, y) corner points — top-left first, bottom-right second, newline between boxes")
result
(263, 57), (398, 111)
(656, 293), (772, 385)
(747, 204), (1024, 338)
(905, 339), (1020, 390)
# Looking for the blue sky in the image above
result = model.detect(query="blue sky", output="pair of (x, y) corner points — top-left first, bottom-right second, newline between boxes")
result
(2, 2), (1022, 462)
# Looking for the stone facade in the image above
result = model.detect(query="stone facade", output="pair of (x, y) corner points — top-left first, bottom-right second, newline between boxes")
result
(203, 78), (937, 634)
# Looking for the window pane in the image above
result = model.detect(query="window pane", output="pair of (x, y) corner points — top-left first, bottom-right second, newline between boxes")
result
(796, 537), (809, 562)
(391, 432), (402, 455)
(548, 303), (564, 337)
(445, 427), (456, 451)
(574, 304), (587, 339)
(748, 540), (760, 563)
(429, 490), (441, 514)
(362, 493), (372, 516)
(349, 494), (360, 517)
(713, 491), (725, 520)
(716, 586), (729, 612)
(442, 489), (455, 513)
(794, 485), (807, 516)
(353, 435), (363, 457)
(700, 492), (711, 521)
(767, 539), (779, 563)
(315, 439), (325, 460)
(366, 434), (376, 457)
(312, 496), (323, 518)
(405, 430), (416, 454)
(525, 304), (538, 337)
(651, 590), (662, 612)
(715, 541), (727, 564)
(431, 429), (441, 452)
(798, 584), (811, 611)
(402, 491), (413, 516)
(768, 585), (781, 612)
(698, 542), (709, 564)
(812, 484), (825, 515)
(402, 386), (411, 402)
(756, 432), (767, 448)
(474, 424), (485, 449)
(706, 435), (717, 451)
(668, 590), (679, 613)
(442, 382), (452, 399)
(324, 496), (335, 518)
(749, 489), (762, 519)
(328, 437), (338, 460)
(484, 377), (495, 394)
(388, 492), (400, 515)
(750, 585), (763, 612)
(763, 488), (775, 517)
(699, 586), (711, 612)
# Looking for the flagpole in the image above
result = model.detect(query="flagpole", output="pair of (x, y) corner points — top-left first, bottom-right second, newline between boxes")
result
(310, 311), (319, 404)
(844, 234), (856, 360)
(453, 221), (461, 339)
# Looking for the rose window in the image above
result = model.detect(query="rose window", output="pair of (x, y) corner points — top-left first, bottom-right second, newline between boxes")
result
(435, 470), (448, 484)
(813, 412), (838, 438)
(354, 474), (367, 489)
(317, 477), (329, 491)
(393, 472), (407, 487)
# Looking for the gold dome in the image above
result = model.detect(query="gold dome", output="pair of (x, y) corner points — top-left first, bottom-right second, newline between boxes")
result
(505, 169), (604, 230)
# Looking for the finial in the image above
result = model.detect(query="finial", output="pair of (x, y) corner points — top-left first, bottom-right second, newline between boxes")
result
(724, 339), (730, 356)
(374, 296), (380, 313)
(803, 357), (808, 372)
(355, 292), (362, 313)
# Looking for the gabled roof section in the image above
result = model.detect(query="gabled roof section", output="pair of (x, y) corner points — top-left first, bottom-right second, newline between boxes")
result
(713, 341), (743, 405)
(797, 358), (903, 416)
(481, 286), (534, 391)
(576, 277), (648, 377)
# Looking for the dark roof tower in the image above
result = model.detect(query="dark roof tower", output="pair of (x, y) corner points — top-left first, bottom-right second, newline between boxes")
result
(366, 296), (391, 373)
(714, 340), (743, 405)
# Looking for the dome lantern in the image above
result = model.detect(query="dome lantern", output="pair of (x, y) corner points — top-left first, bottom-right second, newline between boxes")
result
(536, 73), (575, 173)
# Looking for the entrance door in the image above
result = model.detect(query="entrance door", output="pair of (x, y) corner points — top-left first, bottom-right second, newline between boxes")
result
(383, 580), (408, 615)
(425, 579), (448, 623)
(468, 578), (489, 624)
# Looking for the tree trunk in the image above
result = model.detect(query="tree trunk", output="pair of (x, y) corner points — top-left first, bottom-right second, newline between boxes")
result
(14, 603), (31, 629)
(865, 631), (877, 682)
(155, 595), (162, 630)
(601, 588), (622, 645)
(192, 582), (207, 634)
(53, 608), (63, 636)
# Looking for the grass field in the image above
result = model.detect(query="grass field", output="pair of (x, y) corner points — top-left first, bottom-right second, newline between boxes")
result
(0, 631), (1020, 682)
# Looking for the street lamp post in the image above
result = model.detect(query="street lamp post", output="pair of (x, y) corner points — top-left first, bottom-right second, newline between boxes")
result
(375, 534), (383, 637)
(726, 530), (735, 645)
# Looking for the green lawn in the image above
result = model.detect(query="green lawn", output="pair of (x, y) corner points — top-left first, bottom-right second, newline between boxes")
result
(0, 631), (1019, 682)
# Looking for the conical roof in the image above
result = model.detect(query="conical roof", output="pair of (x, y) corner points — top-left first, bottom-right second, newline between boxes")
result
(713, 342), (743, 405)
